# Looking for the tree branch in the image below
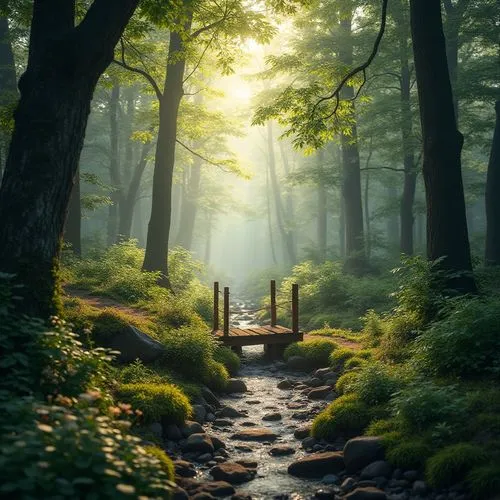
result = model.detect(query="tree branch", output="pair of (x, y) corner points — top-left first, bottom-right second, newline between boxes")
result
(113, 38), (163, 101)
(313, 0), (389, 118)
(360, 166), (406, 172)
(176, 139), (232, 173)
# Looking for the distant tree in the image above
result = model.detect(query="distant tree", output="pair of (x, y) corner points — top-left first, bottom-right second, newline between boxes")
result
(0, 0), (140, 317)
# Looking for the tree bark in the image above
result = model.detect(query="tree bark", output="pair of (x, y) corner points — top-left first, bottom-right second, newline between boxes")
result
(0, 0), (139, 317)
(485, 101), (500, 265)
(267, 121), (297, 266)
(409, 0), (476, 293)
(64, 167), (81, 256)
(0, 16), (17, 179)
(143, 18), (192, 286)
(107, 81), (121, 246)
(339, 16), (365, 274)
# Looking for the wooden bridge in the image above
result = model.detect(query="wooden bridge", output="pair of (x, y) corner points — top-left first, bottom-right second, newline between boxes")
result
(212, 280), (303, 355)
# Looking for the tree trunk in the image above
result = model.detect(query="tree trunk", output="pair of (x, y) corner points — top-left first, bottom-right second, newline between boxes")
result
(176, 155), (202, 250)
(340, 16), (365, 273)
(364, 171), (371, 259)
(117, 141), (152, 240)
(485, 101), (500, 265)
(143, 18), (192, 286)
(266, 158), (278, 265)
(278, 140), (297, 256)
(409, 0), (476, 293)
(107, 81), (121, 246)
(267, 121), (296, 266)
(64, 167), (81, 255)
(204, 212), (213, 264)
(0, 0), (139, 317)
(386, 186), (400, 248)
(0, 16), (17, 179)
(339, 186), (346, 258)
(317, 165), (328, 265)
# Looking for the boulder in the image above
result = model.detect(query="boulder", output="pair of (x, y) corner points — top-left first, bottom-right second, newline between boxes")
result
(343, 437), (385, 472)
(181, 421), (204, 437)
(165, 423), (182, 441)
(288, 452), (345, 478)
(217, 406), (246, 418)
(214, 419), (234, 427)
(286, 355), (309, 371)
(201, 386), (221, 408)
(315, 368), (336, 379)
(192, 481), (235, 497)
(269, 445), (295, 456)
(277, 379), (293, 389)
(412, 481), (427, 495)
(172, 485), (189, 500)
(226, 378), (248, 393)
(192, 404), (207, 424)
(106, 325), (165, 363)
(343, 487), (387, 500)
(305, 377), (323, 387)
(302, 436), (317, 449)
(294, 426), (311, 439)
(308, 386), (334, 400)
(262, 412), (282, 421)
(231, 428), (278, 442)
(182, 433), (214, 454)
(360, 461), (392, 479)
(235, 459), (258, 469)
(211, 435), (226, 450)
(174, 460), (197, 478)
(210, 463), (253, 484)
(149, 422), (163, 439)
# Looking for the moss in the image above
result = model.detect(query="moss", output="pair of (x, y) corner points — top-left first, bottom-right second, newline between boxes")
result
(344, 356), (368, 370)
(467, 463), (500, 499)
(335, 371), (359, 395)
(329, 347), (358, 368)
(387, 439), (432, 470)
(144, 446), (175, 481)
(214, 346), (240, 376)
(311, 394), (372, 440)
(425, 443), (487, 488)
(202, 360), (229, 392)
(117, 383), (192, 425)
(284, 339), (337, 368)
(365, 419), (400, 437)
(379, 431), (405, 450)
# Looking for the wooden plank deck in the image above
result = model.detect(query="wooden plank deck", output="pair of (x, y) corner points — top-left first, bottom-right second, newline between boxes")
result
(214, 324), (303, 347)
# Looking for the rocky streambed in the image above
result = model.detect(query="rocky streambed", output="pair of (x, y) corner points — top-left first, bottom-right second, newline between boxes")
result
(154, 304), (469, 500)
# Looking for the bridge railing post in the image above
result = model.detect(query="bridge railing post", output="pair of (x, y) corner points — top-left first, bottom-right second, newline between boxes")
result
(223, 286), (230, 337)
(292, 283), (299, 335)
(213, 281), (219, 332)
(270, 279), (277, 327)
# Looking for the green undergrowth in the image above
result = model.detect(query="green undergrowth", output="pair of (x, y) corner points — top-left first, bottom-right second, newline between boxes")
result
(305, 257), (500, 497)
(284, 338), (338, 368)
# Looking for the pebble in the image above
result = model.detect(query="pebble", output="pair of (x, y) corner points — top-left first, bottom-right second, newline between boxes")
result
(269, 445), (295, 456)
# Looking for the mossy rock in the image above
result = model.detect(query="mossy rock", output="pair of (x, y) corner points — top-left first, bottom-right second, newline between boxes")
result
(387, 439), (432, 470)
(425, 443), (487, 488)
(214, 346), (240, 376)
(202, 360), (229, 392)
(144, 446), (175, 481)
(312, 394), (372, 441)
(284, 339), (338, 369)
(117, 383), (192, 425)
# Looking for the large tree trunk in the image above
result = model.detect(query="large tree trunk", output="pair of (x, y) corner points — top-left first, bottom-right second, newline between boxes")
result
(143, 19), (192, 285)
(266, 122), (296, 266)
(485, 101), (500, 265)
(176, 154), (202, 250)
(339, 16), (365, 274)
(117, 141), (152, 240)
(0, 0), (139, 318)
(410, 0), (476, 293)
(107, 81), (121, 246)
(0, 16), (17, 179)
(65, 167), (81, 256)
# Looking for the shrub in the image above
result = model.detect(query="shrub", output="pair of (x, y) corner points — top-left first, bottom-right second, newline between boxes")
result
(416, 296), (500, 378)
(284, 339), (337, 368)
(362, 309), (386, 346)
(311, 394), (371, 440)
(144, 446), (175, 480)
(344, 356), (368, 370)
(329, 347), (357, 368)
(352, 363), (403, 406)
(0, 397), (174, 499)
(117, 383), (191, 424)
(426, 443), (487, 488)
(202, 360), (229, 392)
(365, 419), (399, 436)
(387, 439), (432, 470)
(214, 345), (240, 375)
(390, 381), (465, 432)
(159, 326), (217, 380)
(467, 463), (500, 499)
(118, 360), (163, 385)
(335, 371), (359, 395)
(379, 312), (421, 362)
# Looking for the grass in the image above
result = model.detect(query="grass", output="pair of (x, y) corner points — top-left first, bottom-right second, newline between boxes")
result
(284, 338), (338, 368)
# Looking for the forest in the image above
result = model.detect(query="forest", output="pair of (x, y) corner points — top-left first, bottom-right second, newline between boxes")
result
(0, 0), (499, 499)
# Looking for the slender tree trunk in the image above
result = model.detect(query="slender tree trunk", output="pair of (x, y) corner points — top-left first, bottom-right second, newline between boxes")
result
(117, 141), (152, 240)
(317, 150), (328, 262)
(0, 0), (139, 317)
(386, 186), (400, 248)
(485, 101), (500, 265)
(266, 121), (296, 266)
(364, 172), (371, 259)
(266, 158), (278, 265)
(278, 140), (297, 257)
(143, 17), (192, 285)
(0, 16), (17, 179)
(107, 81), (120, 246)
(339, 187), (346, 258)
(64, 167), (81, 256)
(339, 16), (365, 273)
(204, 213), (213, 264)
(410, 0), (476, 293)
